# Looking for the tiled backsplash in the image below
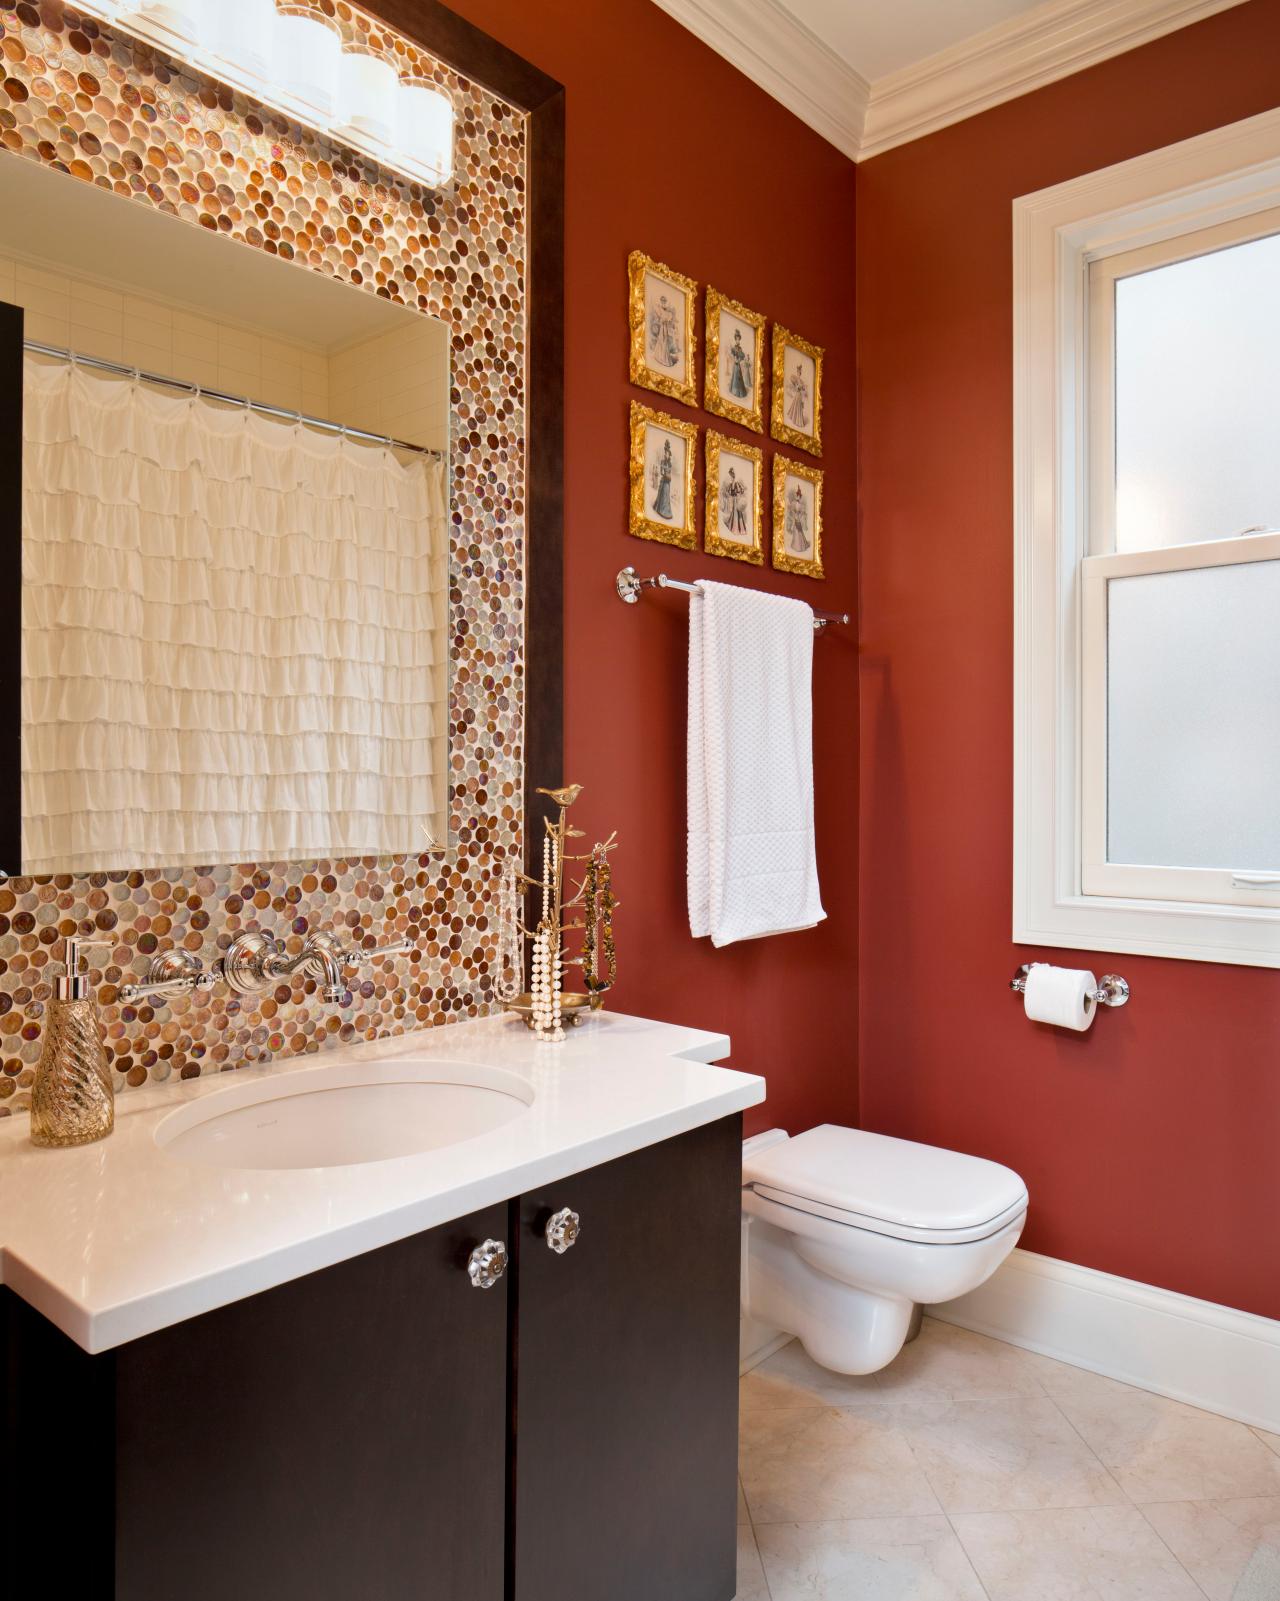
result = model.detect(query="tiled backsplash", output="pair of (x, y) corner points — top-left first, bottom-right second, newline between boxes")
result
(0, 1), (528, 1114)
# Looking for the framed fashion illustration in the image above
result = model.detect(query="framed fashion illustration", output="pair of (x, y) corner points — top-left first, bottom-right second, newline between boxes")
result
(629, 401), (698, 549)
(704, 287), (765, 433)
(704, 432), (763, 564)
(628, 250), (698, 408)
(771, 324), (823, 456)
(772, 455), (824, 578)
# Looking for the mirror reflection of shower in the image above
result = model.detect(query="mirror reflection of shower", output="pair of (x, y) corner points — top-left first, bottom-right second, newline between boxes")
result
(4, 155), (452, 872)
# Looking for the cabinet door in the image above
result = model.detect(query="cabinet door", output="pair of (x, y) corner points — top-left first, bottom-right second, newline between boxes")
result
(113, 1203), (511, 1601)
(514, 1115), (742, 1601)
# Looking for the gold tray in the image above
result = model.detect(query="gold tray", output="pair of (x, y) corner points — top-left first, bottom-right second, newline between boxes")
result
(506, 991), (606, 1029)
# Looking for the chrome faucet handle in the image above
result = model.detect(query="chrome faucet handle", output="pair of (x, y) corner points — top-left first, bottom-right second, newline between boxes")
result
(218, 931), (283, 997)
(317, 935), (417, 1003)
(341, 936), (416, 964)
(119, 949), (217, 1006)
(214, 929), (416, 1006)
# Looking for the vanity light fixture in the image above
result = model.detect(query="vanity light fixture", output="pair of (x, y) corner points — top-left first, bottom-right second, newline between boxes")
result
(74, 0), (455, 187)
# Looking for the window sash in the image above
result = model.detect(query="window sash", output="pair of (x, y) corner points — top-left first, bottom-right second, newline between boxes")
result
(1080, 531), (1280, 909)
(1086, 204), (1280, 559)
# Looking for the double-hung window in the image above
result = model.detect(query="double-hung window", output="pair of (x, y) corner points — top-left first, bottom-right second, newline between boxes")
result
(1014, 111), (1280, 966)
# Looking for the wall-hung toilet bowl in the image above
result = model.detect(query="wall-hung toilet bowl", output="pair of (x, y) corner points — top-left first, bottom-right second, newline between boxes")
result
(742, 1125), (1028, 1375)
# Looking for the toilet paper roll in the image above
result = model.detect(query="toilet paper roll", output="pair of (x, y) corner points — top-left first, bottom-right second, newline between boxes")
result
(1023, 964), (1097, 1031)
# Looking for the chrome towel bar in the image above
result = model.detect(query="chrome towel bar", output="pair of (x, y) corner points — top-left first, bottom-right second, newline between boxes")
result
(615, 566), (851, 630)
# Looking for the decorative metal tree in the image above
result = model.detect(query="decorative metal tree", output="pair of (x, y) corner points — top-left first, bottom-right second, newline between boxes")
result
(496, 785), (618, 1039)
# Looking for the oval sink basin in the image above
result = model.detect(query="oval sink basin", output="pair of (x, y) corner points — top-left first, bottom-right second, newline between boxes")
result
(155, 1059), (534, 1170)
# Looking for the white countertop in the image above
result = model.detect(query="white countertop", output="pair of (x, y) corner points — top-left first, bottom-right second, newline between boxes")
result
(0, 1009), (761, 1353)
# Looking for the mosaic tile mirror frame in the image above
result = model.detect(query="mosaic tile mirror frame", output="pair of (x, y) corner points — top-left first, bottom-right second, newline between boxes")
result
(0, 0), (565, 1113)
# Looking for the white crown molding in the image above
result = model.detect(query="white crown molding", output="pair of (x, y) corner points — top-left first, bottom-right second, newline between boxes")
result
(860, 0), (1252, 160)
(930, 1248), (1280, 1433)
(649, 0), (869, 160)
(653, 0), (1252, 163)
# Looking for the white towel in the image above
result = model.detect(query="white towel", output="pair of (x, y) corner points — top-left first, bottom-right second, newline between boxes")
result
(688, 580), (826, 947)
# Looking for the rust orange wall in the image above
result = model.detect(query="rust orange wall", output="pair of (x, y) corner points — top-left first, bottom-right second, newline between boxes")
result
(857, 0), (1280, 1319)
(445, 0), (860, 1134)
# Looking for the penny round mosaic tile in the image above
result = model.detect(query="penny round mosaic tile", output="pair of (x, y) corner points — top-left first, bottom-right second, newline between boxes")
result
(0, 1), (527, 1114)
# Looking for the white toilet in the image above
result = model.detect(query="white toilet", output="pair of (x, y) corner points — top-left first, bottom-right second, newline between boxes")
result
(741, 1125), (1028, 1375)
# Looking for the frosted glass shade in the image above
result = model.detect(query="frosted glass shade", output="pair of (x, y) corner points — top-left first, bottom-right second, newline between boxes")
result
(274, 11), (342, 119)
(1106, 558), (1280, 870)
(1114, 228), (1280, 552)
(120, 0), (207, 44)
(206, 0), (276, 80)
(338, 49), (399, 147)
(74, 0), (453, 191)
(399, 81), (453, 180)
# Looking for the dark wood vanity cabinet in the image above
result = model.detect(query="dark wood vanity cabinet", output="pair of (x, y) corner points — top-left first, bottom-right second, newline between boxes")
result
(4, 1114), (742, 1601)
(6, 1201), (513, 1601)
(515, 1116), (742, 1601)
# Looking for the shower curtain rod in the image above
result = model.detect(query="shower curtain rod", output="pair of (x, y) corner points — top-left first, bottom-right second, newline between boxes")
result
(23, 339), (445, 461)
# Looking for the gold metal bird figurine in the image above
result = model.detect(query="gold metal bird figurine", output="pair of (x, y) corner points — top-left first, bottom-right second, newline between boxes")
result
(537, 783), (583, 807)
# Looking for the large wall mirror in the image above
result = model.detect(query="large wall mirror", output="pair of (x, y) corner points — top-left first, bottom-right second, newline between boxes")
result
(7, 155), (450, 874)
(0, 0), (563, 1095)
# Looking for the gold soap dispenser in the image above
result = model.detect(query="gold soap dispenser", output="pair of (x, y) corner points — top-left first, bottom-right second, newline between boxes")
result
(30, 936), (113, 1148)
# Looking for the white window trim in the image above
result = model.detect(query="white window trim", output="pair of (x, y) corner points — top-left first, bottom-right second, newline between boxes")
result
(1013, 105), (1280, 968)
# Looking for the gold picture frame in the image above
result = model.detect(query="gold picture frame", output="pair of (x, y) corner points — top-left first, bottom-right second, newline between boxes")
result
(771, 324), (824, 457)
(772, 456), (824, 579)
(628, 250), (698, 408)
(704, 432), (763, 565)
(704, 287), (765, 433)
(629, 400), (698, 549)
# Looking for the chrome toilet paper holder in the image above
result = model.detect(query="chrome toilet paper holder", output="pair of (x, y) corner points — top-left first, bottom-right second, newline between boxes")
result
(1010, 964), (1130, 1008)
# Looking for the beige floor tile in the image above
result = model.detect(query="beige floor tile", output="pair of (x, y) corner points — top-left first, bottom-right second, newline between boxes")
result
(1253, 1428), (1280, 1461)
(739, 1478), (751, 1525)
(756, 1514), (987, 1600)
(952, 1505), (1204, 1600)
(741, 1337), (880, 1411)
(1054, 1384), (1280, 1504)
(890, 1396), (1126, 1514)
(740, 1404), (941, 1525)
(1033, 1362), (1148, 1403)
(872, 1319), (1056, 1403)
(1141, 1496), (1280, 1601)
(735, 1524), (771, 1601)
(741, 1320), (1058, 1413)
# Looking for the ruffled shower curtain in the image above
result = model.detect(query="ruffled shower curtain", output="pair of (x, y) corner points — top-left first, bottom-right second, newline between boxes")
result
(21, 356), (448, 873)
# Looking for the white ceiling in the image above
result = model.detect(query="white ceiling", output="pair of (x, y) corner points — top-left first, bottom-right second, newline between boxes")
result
(781, 0), (1045, 85)
(651, 0), (1249, 159)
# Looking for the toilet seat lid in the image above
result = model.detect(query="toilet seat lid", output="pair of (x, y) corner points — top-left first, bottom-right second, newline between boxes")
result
(743, 1124), (1028, 1239)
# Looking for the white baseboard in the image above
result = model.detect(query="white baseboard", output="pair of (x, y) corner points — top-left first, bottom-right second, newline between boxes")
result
(929, 1248), (1280, 1434)
(740, 1327), (792, 1376)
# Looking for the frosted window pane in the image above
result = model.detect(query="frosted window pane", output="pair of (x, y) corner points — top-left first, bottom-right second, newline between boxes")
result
(1113, 229), (1280, 552)
(1106, 559), (1280, 870)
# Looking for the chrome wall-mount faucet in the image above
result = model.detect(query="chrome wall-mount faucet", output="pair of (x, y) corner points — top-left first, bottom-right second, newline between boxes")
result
(119, 931), (416, 1006)
(219, 929), (415, 1004)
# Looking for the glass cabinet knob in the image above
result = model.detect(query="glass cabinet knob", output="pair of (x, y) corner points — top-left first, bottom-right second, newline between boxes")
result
(545, 1207), (581, 1255)
(466, 1238), (508, 1289)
